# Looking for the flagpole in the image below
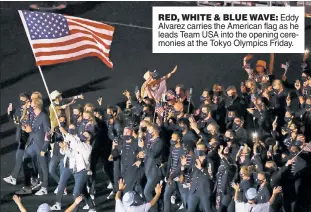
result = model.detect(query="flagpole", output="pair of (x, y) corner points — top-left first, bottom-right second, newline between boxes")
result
(292, 143), (310, 160)
(37, 65), (62, 128)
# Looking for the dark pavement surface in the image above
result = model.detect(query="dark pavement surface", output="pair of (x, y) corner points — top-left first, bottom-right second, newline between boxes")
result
(1, 1), (311, 212)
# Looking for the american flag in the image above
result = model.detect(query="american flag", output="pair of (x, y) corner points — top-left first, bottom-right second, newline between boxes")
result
(19, 10), (114, 68)
(303, 142), (311, 152)
(155, 103), (164, 116)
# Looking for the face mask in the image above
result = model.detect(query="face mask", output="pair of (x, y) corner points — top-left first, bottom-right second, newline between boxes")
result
(106, 114), (113, 120)
(200, 96), (207, 102)
(200, 112), (208, 119)
(82, 119), (89, 124)
(273, 89), (279, 94)
(174, 111), (181, 116)
(265, 167), (276, 174)
(60, 122), (66, 127)
(179, 126), (186, 131)
(268, 91), (274, 96)
(80, 134), (87, 142)
(302, 76), (307, 82)
(228, 95), (236, 100)
(122, 135), (132, 141)
(214, 91), (221, 96)
(197, 150), (205, 156)
(170, 140), (176, 145)
(290, 151), (297, 157)
(73, 114), (79, 120)
(232, 123), (240, 131)
(295, 140), (303, 146)
(20, 100), (26, 105)
(305, 104), (311, 110)
(227, 116), (234, 122)
(68, 129), (76, 135)
(257, 179), (264, 185)
(141, 127), (147, 133)
(224, 137), (230, 142)
(284, 117), (291, 123)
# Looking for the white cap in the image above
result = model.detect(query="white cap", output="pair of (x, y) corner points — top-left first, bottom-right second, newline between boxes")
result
(37, 203), (50, 212)
(246, 188), (258, 200)
(122, 191), (135, 207)
(50, 90), (61, 100)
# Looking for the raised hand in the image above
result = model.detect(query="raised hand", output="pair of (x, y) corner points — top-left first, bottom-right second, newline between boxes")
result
(181, 156), (187, 166)
(97, 97), (103, 106)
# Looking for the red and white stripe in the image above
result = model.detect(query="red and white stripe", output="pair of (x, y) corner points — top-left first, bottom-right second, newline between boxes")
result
(19, 12), (114, 68)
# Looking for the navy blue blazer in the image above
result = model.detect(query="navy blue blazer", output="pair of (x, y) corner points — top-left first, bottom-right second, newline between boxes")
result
(27, 111), (51, 153)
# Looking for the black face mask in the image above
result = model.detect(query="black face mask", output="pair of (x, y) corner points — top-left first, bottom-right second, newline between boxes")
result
(284, 117), (292, 123)
(273, 89), (279, 94)
(60, 122), (66, 127)
(214, 91), (222, 96)
(223, 137), (231, 142)
(122, 135), (132, 141)
(80, 134), (88, 142)
(301, 76), (307, 82)
(106, 114), (113, 120)
(228, 95), (235, 100)
(68, 129), (76, 135)
(305, 104), (311, 110)
(290, 151), (298, 157)
(227, 116), (234, 122)
(196, 150), (205, 156)
(170, 140), (176, 145)
(82, 119), (89, 124)
(72, 114), (80, 120)
(200, 96), (207, 102)
(141, 127), (147, 133)
(20, 100), (26, 106)
(179, 126), (186, 131)
(232, 123), (240, 131)
(200, 112), (208, 119)
(265, 167), (276, 174)
(257, 179), (264, 185)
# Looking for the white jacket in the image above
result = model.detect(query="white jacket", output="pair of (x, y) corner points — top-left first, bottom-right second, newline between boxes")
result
(63, 134), (92, 173)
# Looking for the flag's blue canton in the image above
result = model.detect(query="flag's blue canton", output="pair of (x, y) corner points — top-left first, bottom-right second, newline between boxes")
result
(23, 11), (70, 40)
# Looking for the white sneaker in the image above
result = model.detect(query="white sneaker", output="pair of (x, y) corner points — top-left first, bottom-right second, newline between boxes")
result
(107, 191), (115, 199)
(50, 203), (61, 210)
(107, 182), (113, 189)
(35, 187), (47, 196)
(88, 209), (96, 212)
(54, 186), (67, 195)
(32, 181), (42, 190)
(3, 175), (16, 185)
(178, 203), (184, 210)
(83, 204), (90, 210)
(171, 196), (176, 204)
